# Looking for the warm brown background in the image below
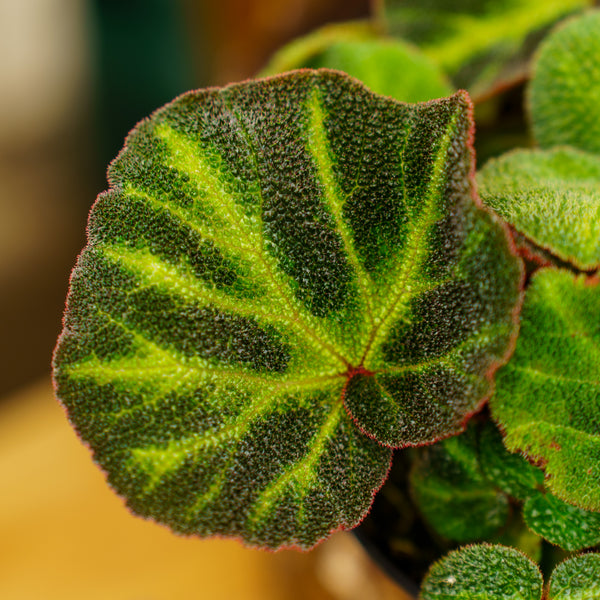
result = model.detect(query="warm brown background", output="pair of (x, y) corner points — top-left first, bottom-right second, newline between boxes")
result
(0, 1), (411, 598)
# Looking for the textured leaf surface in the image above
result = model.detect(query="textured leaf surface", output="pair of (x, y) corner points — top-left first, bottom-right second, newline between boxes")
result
(380, 0), (590, 97)
(523, 492), (600, 551)
(53, 70), (521, 548)
(262, 34), (453, 103)
(480, 420), (544, 501)
(420, 544), (543, 600)
(530, 11), (600, 154)
(477, 148), (600, 271)
(491, 268), (600, 511)
(410, 426), (509, 542)
(549, 554), (600, 599)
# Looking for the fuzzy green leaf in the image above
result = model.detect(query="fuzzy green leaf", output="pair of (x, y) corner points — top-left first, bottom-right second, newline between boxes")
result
(410, 426), (509, 542)
(420, 544), (543, 600)
(530, 11), (600, 154)
(491, 268), (600, 512)
(524, 493), (600, 551)
(262, 32), (453, 103)
(53, 70), (521, 548)
(480, 420), (545, 501)
(549, 554), (600, 599)
(381, 0), (591, 98)
(477, 147), (600, 271)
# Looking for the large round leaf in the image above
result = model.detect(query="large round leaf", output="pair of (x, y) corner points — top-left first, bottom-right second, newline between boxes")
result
(53, 70), (521, 548)
(491, 268), (600, 511)
(530, 10), (600, 154)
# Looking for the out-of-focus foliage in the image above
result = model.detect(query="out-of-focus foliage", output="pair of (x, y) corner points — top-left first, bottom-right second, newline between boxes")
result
(410, 426), (509, 542)
(530, 10), (600, 154)
(378, 0), (592, 98)
(261, 24), (452, 103)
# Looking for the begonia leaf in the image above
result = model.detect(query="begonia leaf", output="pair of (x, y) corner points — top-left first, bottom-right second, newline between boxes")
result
(53, 70), (521, 549)
(477, 147), (600, 271)
(420, 544), (543, 600)
(410, 426), (509, 542)
(260, 21), (379, 77)
(491, 268), (600, 512)
(480, 420), (545, 501)
(529, 11), (600, 155)
(549, 554), (600, 599)
(379, 0), (591, 98)
(262, 33), (453, 104)
(523, 492), (600, 551)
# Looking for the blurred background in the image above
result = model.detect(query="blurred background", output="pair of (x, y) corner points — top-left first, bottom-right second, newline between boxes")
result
(0, 0), (412, 598)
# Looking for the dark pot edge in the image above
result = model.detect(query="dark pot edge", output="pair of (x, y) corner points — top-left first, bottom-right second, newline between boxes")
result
(353, 527), (420, 598)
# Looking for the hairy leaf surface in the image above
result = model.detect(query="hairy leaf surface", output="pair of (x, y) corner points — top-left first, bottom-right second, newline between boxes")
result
(53, 70), (521, 548)
(523, 493), (600, 551)
(380, 0), (591, 98)
(549, 554), (600, 599)
(530, 11), (600, 154)
(491, 268), (600, 512)
(477, 148), (600, 271)
(420, 544), (543, 600)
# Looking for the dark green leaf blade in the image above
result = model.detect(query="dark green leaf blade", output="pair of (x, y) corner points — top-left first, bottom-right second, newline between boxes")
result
(491, 268), (600, 511)
(524, 493), (600, 551)
(410, 427), (510, 542)
(549, 554), (600, 599)
(53, 70), (521, 548)
(420, 544), (543, 600)
(477, 147), (600, 271)
(530, 10), (600, 154)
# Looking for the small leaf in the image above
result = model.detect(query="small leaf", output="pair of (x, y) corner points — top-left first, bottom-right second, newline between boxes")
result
(491, 268), (600, 511)
(480, 420), (545, 501)
(477, 147), (600, 271)
(410, 426), (510, 542)
(53, 70), (522, 548)
(523, 492), (600, 551)
(381, 0), (592, 98)
(549, 553), (600, 599)
(263, 34), (453, 103)
(420, 544), (543, 600)
(530, 10), (600, 154)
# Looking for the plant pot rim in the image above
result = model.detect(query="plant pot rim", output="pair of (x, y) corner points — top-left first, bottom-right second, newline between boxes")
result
(353, 527), (420, 598)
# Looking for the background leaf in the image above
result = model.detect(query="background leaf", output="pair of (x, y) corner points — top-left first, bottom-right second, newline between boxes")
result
(262, 33), (453, 103)
(523, 492), (600, 551)
(549, 554), (600, 599)
(53, 70), (521, 548)
(491, 268), (600, 511)
(420, 544), (543, 600)
(529, 10), (600, 154)
(410, 425), (510, 542)
(480, 420), (545, 501)
(380, 0), (591, 98)
(477, 147), (600, 271)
